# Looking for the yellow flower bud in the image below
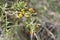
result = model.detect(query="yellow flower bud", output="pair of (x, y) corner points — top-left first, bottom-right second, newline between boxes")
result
(22, 11), (25, 15)
(29, 8), (35, 13)
(21, 9), (25, 12)
(18, 14), (23, 18)
(25, 14), (30, 18)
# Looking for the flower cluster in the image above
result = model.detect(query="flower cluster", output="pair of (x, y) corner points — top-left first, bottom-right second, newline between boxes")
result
(18, 8), (36, 18)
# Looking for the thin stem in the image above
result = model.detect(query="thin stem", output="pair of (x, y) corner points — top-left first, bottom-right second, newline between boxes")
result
(30, 34), (33, 40)
(6, 14), (7, 28)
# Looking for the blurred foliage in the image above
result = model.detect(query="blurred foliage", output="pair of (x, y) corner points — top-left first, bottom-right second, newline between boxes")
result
(0, 0), (59, 40)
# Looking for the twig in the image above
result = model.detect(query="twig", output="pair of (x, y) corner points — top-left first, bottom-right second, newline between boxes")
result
(43, 27), (55, 39)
